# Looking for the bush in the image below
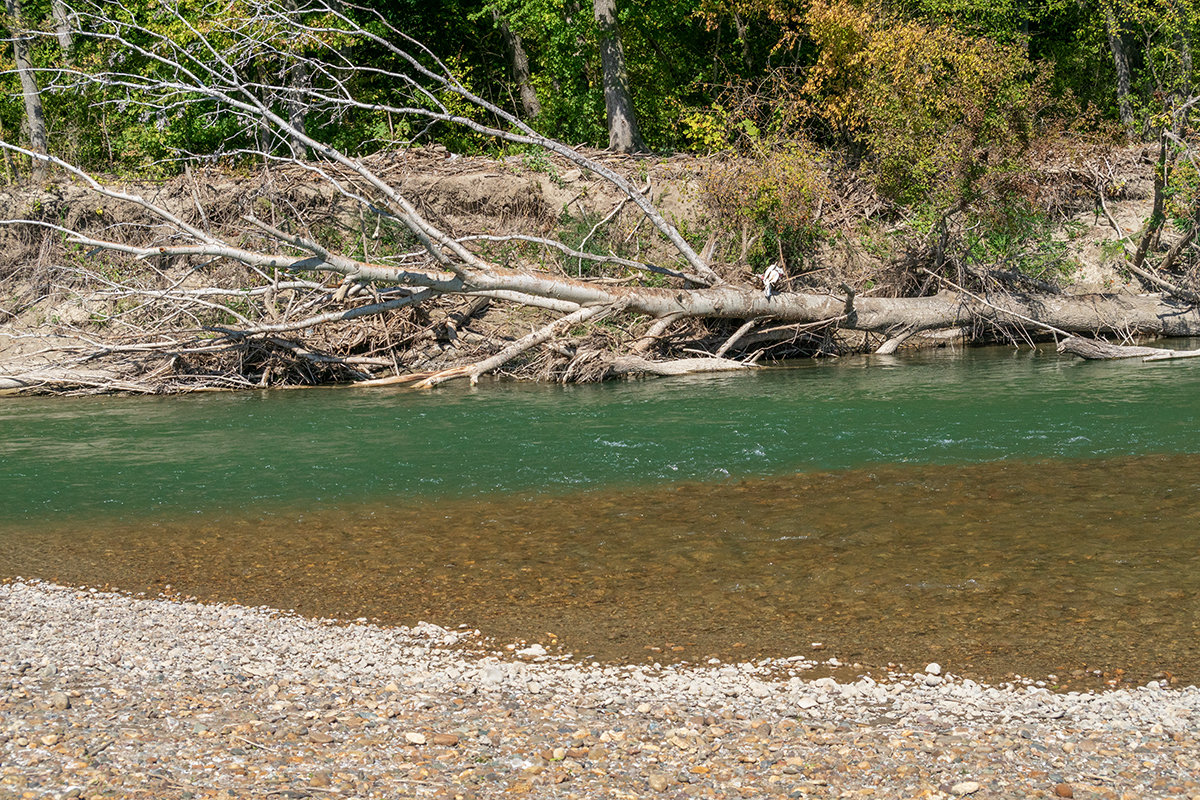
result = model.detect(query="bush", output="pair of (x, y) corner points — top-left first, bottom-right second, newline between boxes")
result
(701, 139), (831, 268)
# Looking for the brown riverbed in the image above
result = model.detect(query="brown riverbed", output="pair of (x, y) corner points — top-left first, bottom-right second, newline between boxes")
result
(3, 453), (1199, 690)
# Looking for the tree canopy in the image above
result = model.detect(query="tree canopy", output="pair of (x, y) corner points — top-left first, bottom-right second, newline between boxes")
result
(2, 0), (1195, 169)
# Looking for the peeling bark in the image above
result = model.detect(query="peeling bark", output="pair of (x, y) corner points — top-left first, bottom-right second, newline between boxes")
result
(50, 0), (72, 54)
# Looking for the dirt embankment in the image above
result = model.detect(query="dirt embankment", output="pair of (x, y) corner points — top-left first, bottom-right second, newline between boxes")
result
(0, 146), (1166, 393)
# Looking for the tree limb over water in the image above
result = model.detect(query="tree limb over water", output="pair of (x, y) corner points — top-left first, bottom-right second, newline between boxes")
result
(0, 0), (1197, 393)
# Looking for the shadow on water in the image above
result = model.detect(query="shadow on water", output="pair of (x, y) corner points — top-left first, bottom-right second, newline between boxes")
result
(3, 453), (1199, 689)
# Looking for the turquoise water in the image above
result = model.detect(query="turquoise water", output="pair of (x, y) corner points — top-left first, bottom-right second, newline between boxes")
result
(3, 344), (1200, 684)
(2, 345), (1198, 523)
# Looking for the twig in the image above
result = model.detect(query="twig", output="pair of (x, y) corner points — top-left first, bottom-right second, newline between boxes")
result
(919, 268), (1071, 339)
(414, 302), (620, 387)
(715, 318), (760, 358)
(232, 734), (278, 753)
(575, 178), (650, 276)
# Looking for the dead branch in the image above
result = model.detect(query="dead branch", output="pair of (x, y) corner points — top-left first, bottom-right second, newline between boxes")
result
(919, 269), (1072, 339)
(1056, 337), (1170, 360)
(715, 318), (760, 358)
(414, 302), (619, 388)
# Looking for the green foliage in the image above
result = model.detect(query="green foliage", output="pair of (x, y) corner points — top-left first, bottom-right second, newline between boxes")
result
(803, 0), (1060, 213)
(701, 139), (830, 265)
(0, 0), (1175, 174)
(959, 203), (1075, 281)
(484, 0), (606, 145)
(1164, 143), (1200, 231)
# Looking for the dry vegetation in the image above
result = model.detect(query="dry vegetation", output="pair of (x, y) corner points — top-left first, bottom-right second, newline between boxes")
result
(0, 142), (1181, 394)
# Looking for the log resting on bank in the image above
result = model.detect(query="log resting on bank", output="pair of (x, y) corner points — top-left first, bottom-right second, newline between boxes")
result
(460, 268), (1200, 338)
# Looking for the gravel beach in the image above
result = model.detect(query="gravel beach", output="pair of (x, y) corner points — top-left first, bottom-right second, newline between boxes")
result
(3, 580), (1198, 800)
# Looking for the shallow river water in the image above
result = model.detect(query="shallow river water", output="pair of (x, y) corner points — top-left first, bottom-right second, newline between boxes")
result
(3, 345), (1199, 687)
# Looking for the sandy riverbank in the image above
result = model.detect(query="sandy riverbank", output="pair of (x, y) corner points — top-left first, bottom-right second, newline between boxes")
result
(2, 580), (1198, 799)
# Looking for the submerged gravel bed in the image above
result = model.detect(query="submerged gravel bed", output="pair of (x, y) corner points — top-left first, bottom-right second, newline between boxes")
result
(2, 580), (1199, 800)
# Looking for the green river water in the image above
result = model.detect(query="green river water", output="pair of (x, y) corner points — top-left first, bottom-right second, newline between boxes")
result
(2, 344), (1199, 687)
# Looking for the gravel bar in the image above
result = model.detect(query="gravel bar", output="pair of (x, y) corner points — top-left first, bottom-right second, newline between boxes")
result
(3, 580), (1199, 800)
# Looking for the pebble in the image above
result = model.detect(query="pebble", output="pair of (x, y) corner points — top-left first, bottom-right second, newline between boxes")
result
(2, 580), (1199, 800)
(1055, 783), (1074, 798)
(648, 773), (670, 791)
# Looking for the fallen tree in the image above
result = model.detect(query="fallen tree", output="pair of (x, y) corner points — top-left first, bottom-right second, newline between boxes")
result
(1, 0), (1198, 393)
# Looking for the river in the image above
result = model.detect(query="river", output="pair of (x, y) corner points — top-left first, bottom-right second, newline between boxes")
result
(2, 344), (1199, 688)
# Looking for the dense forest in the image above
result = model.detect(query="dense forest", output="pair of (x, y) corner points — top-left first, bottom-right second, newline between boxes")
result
(3, 0), (1196, 161)
(0, 0), (1198, 391)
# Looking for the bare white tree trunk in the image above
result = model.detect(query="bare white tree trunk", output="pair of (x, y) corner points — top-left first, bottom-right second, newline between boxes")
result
(593, 0), (646, 153)
(281, 0), (309, 158)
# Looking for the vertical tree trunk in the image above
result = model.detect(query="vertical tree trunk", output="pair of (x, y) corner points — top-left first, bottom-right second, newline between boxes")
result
(285, 59), (310, 158)
(593, 0), (647, 153)
(281, 0), (308, 158)
(50, 0), (72, 55)
(493, 10), (541, 121)
(5, 0), (48, 182)
(732, 11), (752, 72)
(1103, 3), (1135, 133)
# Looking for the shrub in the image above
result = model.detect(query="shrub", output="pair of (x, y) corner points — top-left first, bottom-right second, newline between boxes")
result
(701, 139), (831, 267)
